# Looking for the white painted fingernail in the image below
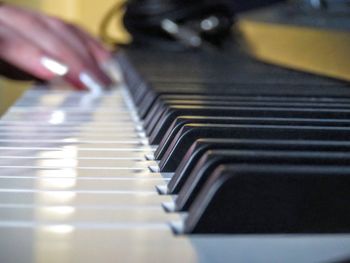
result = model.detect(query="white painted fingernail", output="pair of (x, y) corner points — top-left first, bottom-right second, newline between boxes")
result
(79, 72), (104, 95)
(40, 57), (69, 76)
(101, 59), (124, 83)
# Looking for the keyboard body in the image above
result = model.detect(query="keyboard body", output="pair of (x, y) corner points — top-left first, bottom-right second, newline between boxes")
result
(1, 45), (350, 262)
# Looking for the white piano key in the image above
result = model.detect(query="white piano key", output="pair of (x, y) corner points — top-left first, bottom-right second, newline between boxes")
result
(0, 155), (146, 161)
(0, 146), (155, 153)
(4, 110), (134, 117)
(0, 167), (164, 178)
(1, 115), (135, 123)
(18, 89), (123, 98)
(0, 124), (139, 129)
(3, 226), (350, 263)
(0, 177), (162, 191)
(6, 109), (136, 116)
(0, 158), (156, 168)
(0, 166), (153, 172)
(0, 130), (140, 135)
(6, 102), (130, 113)
(0, 191), (174, 206)
(0, 166), (169, 178)
(0, 149), (150, 159)
(0, 119), (138, 126)
(0, 175), (170, 181)
(0, 119), (139, 126)
(0, 131), (145, 141)
(0, 189), (157, 195)
(13, 98), (127, 106)
(0, 139), (147, 144)
(7, 107), (133, 114)
(0, 142), (150, 149)
(0, 132), (141, 141)
(0, 206), (181, 223)
(12, 91), (126, 108)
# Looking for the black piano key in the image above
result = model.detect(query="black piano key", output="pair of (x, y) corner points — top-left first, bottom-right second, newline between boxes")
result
(184, 164), (350, 234)
(124, 48), (347, 85)
(140, 95), (252, 120)
(154, 116), (350, 160)
(138, 93), (350, 120)
(156, 94), (350, 104)
(145, 98), (350, 139)
(159, 123), (350, 172)
(176, 149), (350, 212)
(119, 49), (350, 238)
(135, 81), (350, 119)
(136, 85), (243, 111)
(139, 67), (347, 87)
(144, 97), (350, 132)
(147, 105), (350, 144)
(144, 81), (350, 98)
(155, 116), (262, 160)
(144, 102), (173, 133)
(168, 138), (350, 194)
(134, 83), (157, 109)
(156, 99), (350, 110)
(145, 102), (245, 135)
(140, 94), (299, 119)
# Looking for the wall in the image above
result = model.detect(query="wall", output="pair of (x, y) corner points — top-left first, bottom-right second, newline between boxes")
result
(4, 0), (129, 38)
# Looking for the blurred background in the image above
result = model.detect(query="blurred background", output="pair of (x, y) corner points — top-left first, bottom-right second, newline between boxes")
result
(1, 0), (348, 115)
(0, 0), (130, 115)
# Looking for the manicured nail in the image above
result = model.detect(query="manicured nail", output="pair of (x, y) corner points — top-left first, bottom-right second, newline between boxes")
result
(101, 59), (124, 83)
(40, 57), (69, 76)
(79, 72), (104, 95)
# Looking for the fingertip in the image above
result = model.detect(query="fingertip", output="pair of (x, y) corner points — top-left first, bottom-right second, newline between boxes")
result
(65, 74), (87, 90)
(101, 59), (124, 84)
(98, 69), (113, 86)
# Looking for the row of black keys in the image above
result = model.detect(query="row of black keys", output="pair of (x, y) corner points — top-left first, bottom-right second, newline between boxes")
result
(127, 80), (350, 234)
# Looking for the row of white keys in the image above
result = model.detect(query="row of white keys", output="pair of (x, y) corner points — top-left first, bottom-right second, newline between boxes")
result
(0, 89), (181, 230)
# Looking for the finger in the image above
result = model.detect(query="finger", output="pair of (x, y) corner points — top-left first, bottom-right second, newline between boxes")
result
(69, 26), (123, 83)
(40, 17), (99, 69)
(0, 58), (42, 81)
(0, 5), (109, 90)
(35, 13), (113, 88)
(70, 24), (113, 65)
(0, 21), (67, 81)
(43, 20), (112, 86)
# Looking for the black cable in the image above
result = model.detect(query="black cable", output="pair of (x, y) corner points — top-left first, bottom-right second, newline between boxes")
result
(99, 0), (286, 50)
(123, 0), (235, 50)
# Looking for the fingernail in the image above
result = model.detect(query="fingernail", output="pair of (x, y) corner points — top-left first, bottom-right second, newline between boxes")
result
(40, 57), (69, 76)
(79, 72), (104, 95)
(101, 59), (124, 83)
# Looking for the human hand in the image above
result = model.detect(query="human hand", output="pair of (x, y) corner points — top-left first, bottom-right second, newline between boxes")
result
(0, 3), (113, 91)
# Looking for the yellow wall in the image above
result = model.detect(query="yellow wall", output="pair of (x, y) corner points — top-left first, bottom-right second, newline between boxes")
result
(0, 0), (129, 115)
(4, 0), (129, 39)
(0, 81), (29, 115)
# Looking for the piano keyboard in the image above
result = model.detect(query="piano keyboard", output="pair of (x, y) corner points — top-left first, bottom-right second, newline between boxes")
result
(2, 47), (350, 262)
